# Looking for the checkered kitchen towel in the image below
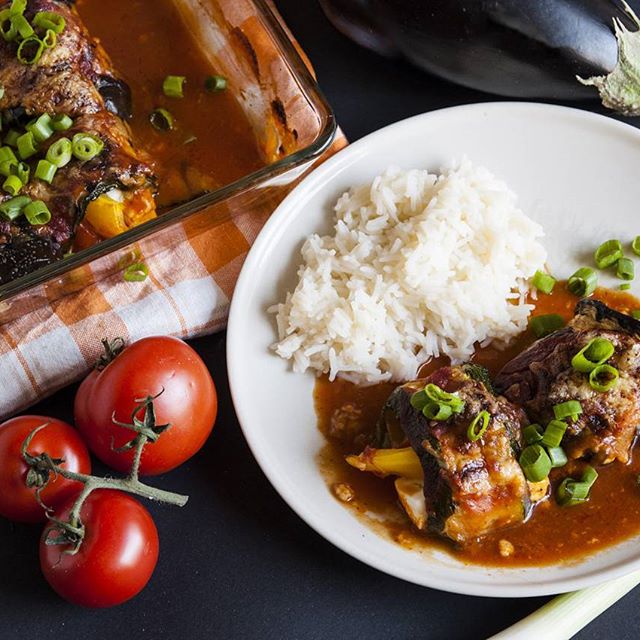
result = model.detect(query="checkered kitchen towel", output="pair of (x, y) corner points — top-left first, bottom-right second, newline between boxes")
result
(0, 3), (344, 418)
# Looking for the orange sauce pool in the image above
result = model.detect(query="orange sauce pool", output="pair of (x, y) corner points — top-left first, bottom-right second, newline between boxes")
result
(76, 0), (263, 207)
(315, 285), (640, 566)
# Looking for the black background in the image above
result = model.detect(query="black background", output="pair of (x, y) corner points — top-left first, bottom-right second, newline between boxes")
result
(1, 1), (639, 638)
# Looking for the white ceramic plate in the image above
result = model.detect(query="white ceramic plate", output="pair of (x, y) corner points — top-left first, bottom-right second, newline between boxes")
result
(227, 103), (640, 598)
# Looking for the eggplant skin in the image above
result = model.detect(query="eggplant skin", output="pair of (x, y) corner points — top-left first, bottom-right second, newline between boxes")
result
(495, 300), (640, 464)
(382, 366), (531, 543)
(328, 0), (640, 100)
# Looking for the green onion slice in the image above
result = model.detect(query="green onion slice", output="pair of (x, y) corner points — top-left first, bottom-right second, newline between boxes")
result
(557, 466), (598, 507)
(23, 199), (51, 225)
(410, 389), (428, 411)
(424, 383), (465, 414)
(17, 36), (45, 65)
(632, 236), (640, 257)
(205, 74), (227, 92)
(541, 419), (568, 448)
(123, 262), (149, 282)
(568, 267), (597, 297)
(589, 364), (619, 392)
(422, 402), (452, 422)
(594, 239), (623, 269)
(571, 337), (614, 373)
(15, 160), (28, 184)
(11, 13), (33, 39)
(467, 410), (490, 442)
(71, 132), (104, 160)
(0, 145), (17, 165)
(0, 9), (16, 42)
(4, 129), (20, 147)
(26, 113), (54, 143)
(46, 137), (71, 167)
(16, 130), (37, 159)
(519, 444), (552, 482)
(32, 11), (66, 34)
(149, 108), (174, 131)
(621, 283), (631, 291)
(547, 446), (568, 469)
(617, 257), (635, 281)
(162, 75), (186, 98)
(9, 0), (26, 15)
(529, 313), (565, 338)
(35, 158), (56, 184)
(51, 114), (73, 131)
(633, 310), (640, 320)
(2, 173), (21, 195)
(553, 400), (583, 422)
(0, 161), (14, 177)
(523, 423), (543, 445)
(532, 269), (556, 294)
(0, 194), (29, 220)
(42, 28), (56, 49)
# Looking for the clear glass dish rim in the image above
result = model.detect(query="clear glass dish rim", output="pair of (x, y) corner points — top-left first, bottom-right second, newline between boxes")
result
(0, 0), (337, 302)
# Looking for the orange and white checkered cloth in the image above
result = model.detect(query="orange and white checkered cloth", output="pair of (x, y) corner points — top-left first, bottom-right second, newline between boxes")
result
(0, 136), (345, 419)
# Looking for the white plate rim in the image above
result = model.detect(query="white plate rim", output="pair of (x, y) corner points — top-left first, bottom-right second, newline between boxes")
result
(227, 101), (640, 597)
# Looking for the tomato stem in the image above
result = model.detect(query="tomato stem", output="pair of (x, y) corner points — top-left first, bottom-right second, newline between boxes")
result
(22, 400), (189, 552)
(95, 337), (126, 371)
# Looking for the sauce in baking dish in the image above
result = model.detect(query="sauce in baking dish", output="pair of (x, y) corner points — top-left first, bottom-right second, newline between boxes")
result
(315, 286), (640, 566)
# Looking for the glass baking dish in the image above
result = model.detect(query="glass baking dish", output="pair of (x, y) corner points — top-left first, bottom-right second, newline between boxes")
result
(0, 0), (336, 324)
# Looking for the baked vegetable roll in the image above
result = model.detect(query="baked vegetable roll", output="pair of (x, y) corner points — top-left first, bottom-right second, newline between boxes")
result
(0, 0), (156, 285)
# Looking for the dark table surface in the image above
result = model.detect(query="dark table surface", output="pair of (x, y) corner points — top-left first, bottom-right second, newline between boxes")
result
(2, 2), (639, 639)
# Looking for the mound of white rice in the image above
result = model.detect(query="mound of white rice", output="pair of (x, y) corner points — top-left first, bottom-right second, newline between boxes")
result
(270, 159), (546, 384)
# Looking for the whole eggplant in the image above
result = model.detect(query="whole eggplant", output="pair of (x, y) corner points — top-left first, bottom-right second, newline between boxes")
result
(319, 0), (640, 114)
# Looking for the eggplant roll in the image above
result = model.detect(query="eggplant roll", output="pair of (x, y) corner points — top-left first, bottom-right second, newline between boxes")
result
(495, 300), (640, 465)
(0, 0), (156, 286)
(378, 366), (533, 543)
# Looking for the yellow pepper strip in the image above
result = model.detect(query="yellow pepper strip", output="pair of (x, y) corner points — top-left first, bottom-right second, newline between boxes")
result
(84, 189), (156, 239)
(346, 447), (423, 480)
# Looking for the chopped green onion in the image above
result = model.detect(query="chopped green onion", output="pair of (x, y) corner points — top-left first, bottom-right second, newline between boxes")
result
(4, 129), (20, 147)
(523, 423), (543, 445)
(620, 283), (631, 291)
(2, 173), (21, 195)
(541, 420), (568, 448)
(16, 130), (37, 159)
(467, 410), (490, 442)
(0, 161), (14, 177)
(595, 240), (623, 268)
(123, 262), (149, 282)
(26, 113), (54, 143)
(205, 74), (227, 92)
(547, 446), (568, 468)
(149, 108), (174, 131)
(424, 383), (465, 414)
(71, 132), (104, 160)
(162, 75), (186, 98)
(553, 400), (583, 422)
(32, 11), (66, 34)
(633, 310), (640, 320)
(0, 194), (29, 220)
(17, 36), (44, 65)
(42, 28), (56, 48)
(51, 114), (73, 131)
(571, 337), (614, 373)
(529, 313), (565, 338)
(519, 444), (552, 482)
(15, 161), (28, 184)
(632, 236), (640, 257)
(589, 364), (619, 392)
(410, 389), (428, 411)
(568, 267), (597, 297)
(532, 270), (556, 294)
(9, 0), (26, 15)
(617, 257), (635, 281)
(11, 13), (33, 39)
(422, 402), (453, 421)
(0, 145), (17, 165)
(582, 465), (599, 487)
(46, 137), (71, 167)
(557, 466), (598, 506)
(34, 158), (56, 184)
(23, 199), (51, 225)
(0, 9), (17, 42)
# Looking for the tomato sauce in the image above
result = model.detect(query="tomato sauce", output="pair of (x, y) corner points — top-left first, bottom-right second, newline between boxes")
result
(315, 285), (640, 566)
(76, 0), (263, 207)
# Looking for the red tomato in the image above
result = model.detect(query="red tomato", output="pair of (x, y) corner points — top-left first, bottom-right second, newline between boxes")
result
(40, 489), (159, 608)
(75, 336), (217, 475)
(0, 416), (91, 523)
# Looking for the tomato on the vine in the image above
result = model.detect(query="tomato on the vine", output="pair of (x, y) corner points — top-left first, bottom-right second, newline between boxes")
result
(0, 416), (91, 523)
(40, 489), (159, 608)
(75, 336), (217, 475)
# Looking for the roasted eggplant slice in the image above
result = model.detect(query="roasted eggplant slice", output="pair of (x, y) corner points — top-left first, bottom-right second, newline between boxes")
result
(0, 0), (156, 285)
(375, 366), (532, 543)
(495, 300), (640, 464)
